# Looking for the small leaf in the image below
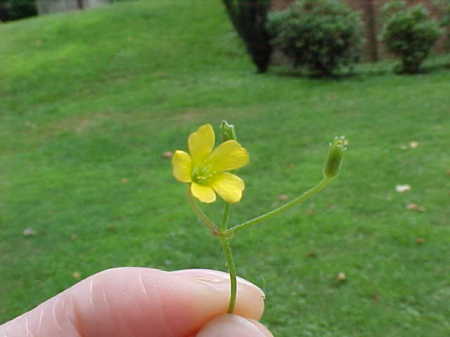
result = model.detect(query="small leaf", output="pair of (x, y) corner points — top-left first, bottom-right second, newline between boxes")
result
(336, 272), (347, 281)
(396, 184), (411, 192)
(409, 141), (419, 148)
(306, 251), (318, 258)
(162, 151), (173, 159)
(277, 194), (289, 201)
(406, 203), (425, 212)
(23, 228), (36, 236)
(372, 293), (381, 303)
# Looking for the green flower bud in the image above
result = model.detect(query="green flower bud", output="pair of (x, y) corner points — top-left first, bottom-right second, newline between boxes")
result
(324, 136), (348, 178)
(220, 120), (237, 142)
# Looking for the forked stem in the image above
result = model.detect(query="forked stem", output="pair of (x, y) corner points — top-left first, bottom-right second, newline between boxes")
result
(186, 187), (219, 235)
(186, 176), (336, 314)
(186, 190), (238, 312)
(225, 177), (334, 235)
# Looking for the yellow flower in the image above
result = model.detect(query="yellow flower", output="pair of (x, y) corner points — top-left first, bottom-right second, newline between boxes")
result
(172, 124), (249, 203)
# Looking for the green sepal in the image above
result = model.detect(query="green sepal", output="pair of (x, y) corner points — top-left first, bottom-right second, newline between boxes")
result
(220, 120), (237, 142)
(324, 136), (348, 178)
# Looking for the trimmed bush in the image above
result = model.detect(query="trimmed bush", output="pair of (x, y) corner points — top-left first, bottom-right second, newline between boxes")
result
(381, 1), (441, 74)
(266, 0), (363, 76)
(0, 0), (37, 21)
(435, 0), (450, 28)
(441, 1), (450, 48)
(222, 0), (273, 73)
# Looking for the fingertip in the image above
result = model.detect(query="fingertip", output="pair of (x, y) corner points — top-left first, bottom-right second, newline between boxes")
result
(171, 269), (265, 320)
(196, 314), (273, 337)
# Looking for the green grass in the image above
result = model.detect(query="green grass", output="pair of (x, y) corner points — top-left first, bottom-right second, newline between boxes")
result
(1, 0), (450, 336)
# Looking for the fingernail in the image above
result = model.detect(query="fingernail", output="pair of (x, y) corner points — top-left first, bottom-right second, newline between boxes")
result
(172, 269), (265, 299)
(196, 314), (273, 337)
(172, 269), (265, 320)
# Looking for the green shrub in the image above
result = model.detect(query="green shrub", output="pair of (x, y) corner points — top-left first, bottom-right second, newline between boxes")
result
(381, 1), (441, 74)
(266, 0), (363, 76)
(435, 0), (450, 27)
(222, 0), (272, 73)
(441, 1), (450, 48)
(0, 0), (37, 21)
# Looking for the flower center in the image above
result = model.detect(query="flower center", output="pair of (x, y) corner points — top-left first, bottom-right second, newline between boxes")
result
(192, 165), (215, 185)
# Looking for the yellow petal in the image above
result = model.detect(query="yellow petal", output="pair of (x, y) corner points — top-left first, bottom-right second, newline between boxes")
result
(188, 124), (215, 165)
(191, 182), (216, 203)
(212, 172), (245, 203)
(172, 150), (192, 183)
(208, 140), (249, 172)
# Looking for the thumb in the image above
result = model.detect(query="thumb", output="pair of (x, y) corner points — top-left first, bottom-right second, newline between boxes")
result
(1, 267), (266, 337)
(196, 314), (273, 337)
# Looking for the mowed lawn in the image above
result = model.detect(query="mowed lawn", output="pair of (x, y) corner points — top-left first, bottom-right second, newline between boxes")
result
(1, 0), (449, 336)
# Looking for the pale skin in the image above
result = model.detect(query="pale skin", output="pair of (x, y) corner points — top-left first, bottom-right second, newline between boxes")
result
(0, 268), (274, 337)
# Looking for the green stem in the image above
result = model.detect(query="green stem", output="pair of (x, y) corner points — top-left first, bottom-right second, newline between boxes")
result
(221, 203), (231, 231)
(225, 177), (334, 235)
(220, 202), (237, 312)
(186, 187), (219, 234)
(186, 189), (237, 312)
(219, 236), (237, 313)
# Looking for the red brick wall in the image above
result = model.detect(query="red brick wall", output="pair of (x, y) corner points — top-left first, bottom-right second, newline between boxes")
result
(271, 0), (450, 61)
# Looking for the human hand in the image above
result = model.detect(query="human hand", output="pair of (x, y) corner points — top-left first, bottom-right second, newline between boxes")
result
(0, 267), (273, 337)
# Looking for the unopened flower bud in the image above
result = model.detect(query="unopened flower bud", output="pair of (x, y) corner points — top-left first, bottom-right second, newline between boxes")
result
(324, 136), (348, 178)
(220, 120), (237, 142)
